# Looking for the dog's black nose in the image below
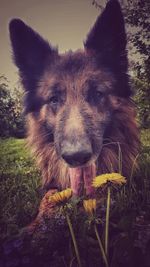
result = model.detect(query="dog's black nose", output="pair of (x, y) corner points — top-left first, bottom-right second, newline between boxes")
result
(61, 141), (92, 167)
(62, 151), (92, 166)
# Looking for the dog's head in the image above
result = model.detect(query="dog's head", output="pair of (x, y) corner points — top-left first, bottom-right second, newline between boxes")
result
(9, 1), (131, 177)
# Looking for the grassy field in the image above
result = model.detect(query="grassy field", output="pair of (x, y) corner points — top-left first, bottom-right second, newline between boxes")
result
(0, 138), (41, 240)
(0, 130), (150, 255)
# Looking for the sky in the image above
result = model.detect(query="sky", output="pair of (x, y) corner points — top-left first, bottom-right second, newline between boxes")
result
(0, 0), (102, 87)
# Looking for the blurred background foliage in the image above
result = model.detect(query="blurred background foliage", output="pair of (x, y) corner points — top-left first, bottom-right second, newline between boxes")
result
(0, 75), (25, 138)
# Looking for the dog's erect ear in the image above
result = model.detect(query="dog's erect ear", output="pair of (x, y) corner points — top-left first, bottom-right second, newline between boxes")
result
(9, 19), (56, 80)
(85, 0), (131, 98)
(85, 0), (127, 72)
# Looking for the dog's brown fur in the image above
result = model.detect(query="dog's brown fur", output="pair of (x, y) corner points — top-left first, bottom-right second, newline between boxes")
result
(27, 96), (139, 190)
(9, 0), (140, 193)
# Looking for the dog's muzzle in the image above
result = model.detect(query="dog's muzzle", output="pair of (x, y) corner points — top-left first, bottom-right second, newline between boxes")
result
(61, 140), (92, 167)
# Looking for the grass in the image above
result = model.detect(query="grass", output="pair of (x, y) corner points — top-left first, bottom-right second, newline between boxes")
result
(0, 138), (36, 174)
(141, 129), (150, 148)
(0, 138), (41, 240)
(0, 130), (149, 266)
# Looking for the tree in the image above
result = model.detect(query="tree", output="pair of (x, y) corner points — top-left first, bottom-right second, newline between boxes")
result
(0, 76), (25, 137)
(125, 0), (150, 128)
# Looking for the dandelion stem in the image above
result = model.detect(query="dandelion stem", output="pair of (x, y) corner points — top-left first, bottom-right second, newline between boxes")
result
(105, 186), (111, 257)
(94, 224), (109, 267)
(118, 142), (122, 174)
(129, 153), (139, 202)
(66, 213), (82, 267)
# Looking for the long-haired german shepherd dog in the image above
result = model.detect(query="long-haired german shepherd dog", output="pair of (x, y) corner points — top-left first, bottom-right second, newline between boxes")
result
(9, 0), (139, 196)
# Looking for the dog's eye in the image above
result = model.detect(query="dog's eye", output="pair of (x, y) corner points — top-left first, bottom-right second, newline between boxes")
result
(95, 91), (103, 99)
(86, 88), (104, 106)
(49, 96), (59, 105)
(47, 94), (62, 113)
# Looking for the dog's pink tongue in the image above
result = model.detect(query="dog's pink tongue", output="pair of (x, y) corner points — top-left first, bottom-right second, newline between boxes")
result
(69, 164), (96, 196)
(69, 168), (83, 196)
(83, 164), (96, 196)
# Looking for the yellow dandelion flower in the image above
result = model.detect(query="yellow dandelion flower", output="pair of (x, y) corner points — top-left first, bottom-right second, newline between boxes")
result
(49, 188), (72, 204)
(93, 173), (126, 188)
(83, 199), (96, 215)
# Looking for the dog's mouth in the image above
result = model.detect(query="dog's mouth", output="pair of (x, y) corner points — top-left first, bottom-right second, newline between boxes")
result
(59, 140), (100, 196)
(68, 163), (96, 196)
